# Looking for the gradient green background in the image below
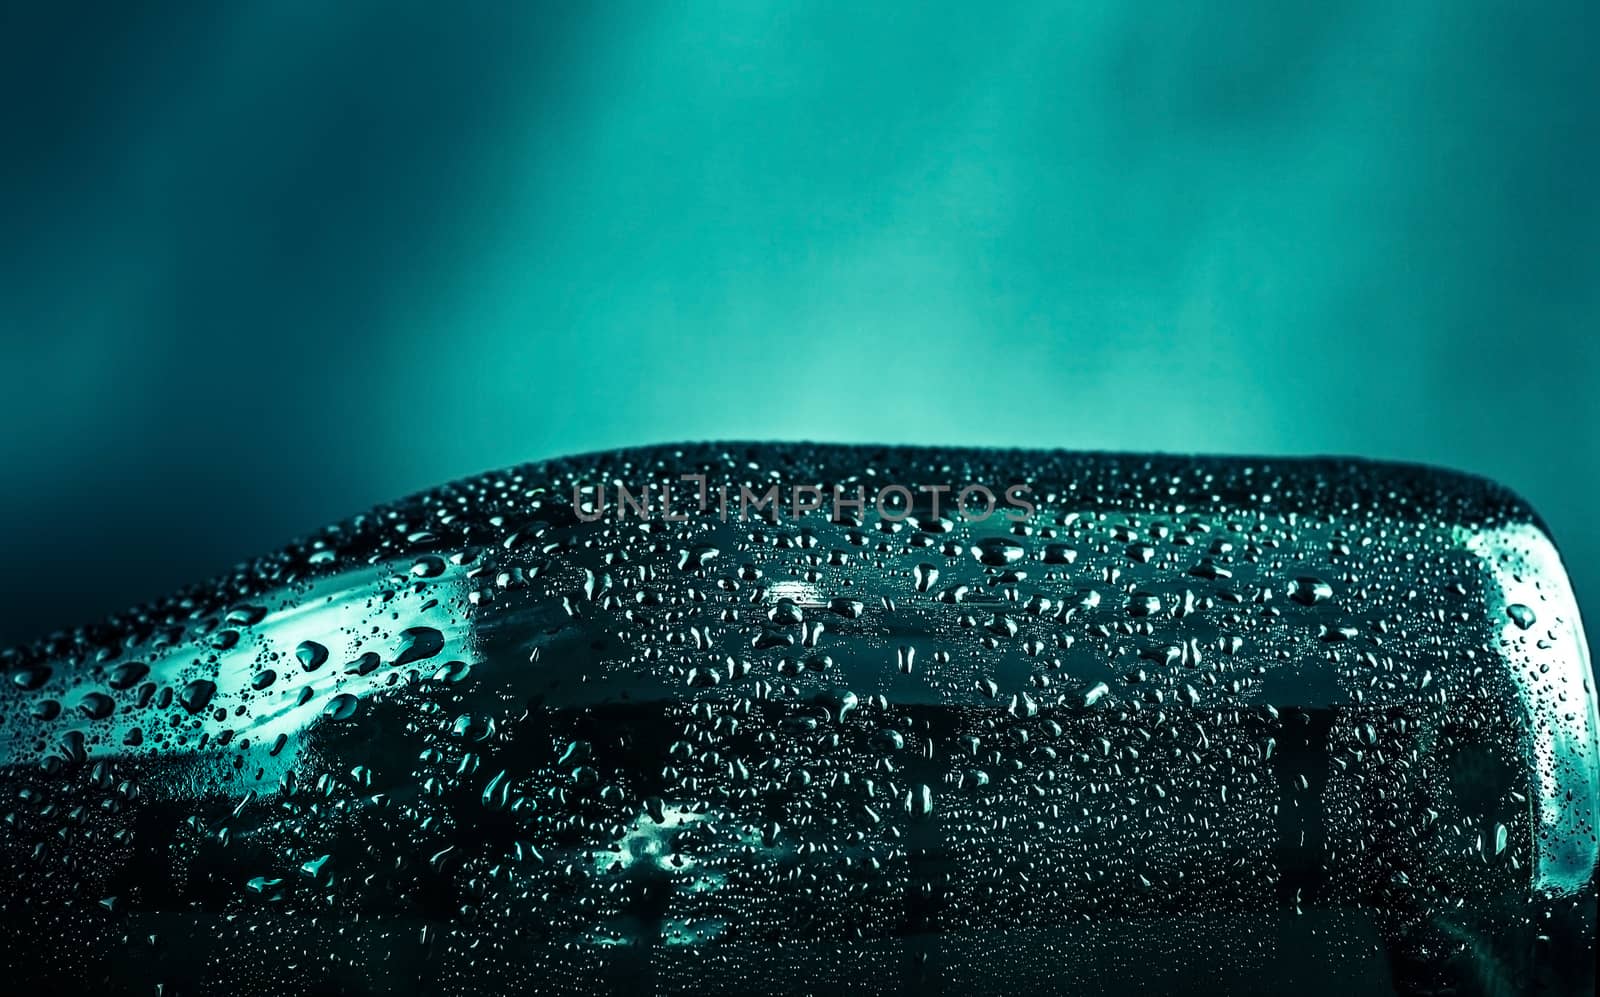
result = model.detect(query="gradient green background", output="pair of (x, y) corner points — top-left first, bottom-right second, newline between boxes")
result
(2, 2), (1596, 646)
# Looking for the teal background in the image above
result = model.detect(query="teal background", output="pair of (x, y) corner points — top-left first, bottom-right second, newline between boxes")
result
(1, 2), (1597, 645)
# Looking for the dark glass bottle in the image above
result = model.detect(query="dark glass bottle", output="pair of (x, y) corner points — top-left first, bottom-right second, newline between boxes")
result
(1, 445), (1593, 995)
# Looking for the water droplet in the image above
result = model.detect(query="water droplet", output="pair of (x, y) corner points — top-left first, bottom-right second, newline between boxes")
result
(395, 627), (445, 666)
(178, 680), (217, 715)
(78, 693), (114, 720)
(452, 714), (497, 743)
(323, 694), (360, 722)
(296, 641), (329, 672)
(1288, 576), (1333, 607)
(972, 537), (1025, 566)
(107, 662), (148, 690)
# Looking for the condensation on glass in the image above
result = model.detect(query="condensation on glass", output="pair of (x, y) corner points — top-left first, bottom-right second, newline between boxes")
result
(0, 445), (1593, 996)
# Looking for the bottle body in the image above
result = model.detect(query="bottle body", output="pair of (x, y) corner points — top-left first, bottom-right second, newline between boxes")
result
(1, 445), (1594, 995)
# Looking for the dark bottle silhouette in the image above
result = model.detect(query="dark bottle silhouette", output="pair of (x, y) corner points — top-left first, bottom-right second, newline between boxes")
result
(0, 444), (1593, 995)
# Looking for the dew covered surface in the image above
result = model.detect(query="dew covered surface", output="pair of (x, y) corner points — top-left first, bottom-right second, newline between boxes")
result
(0, 444), (1594, 996)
